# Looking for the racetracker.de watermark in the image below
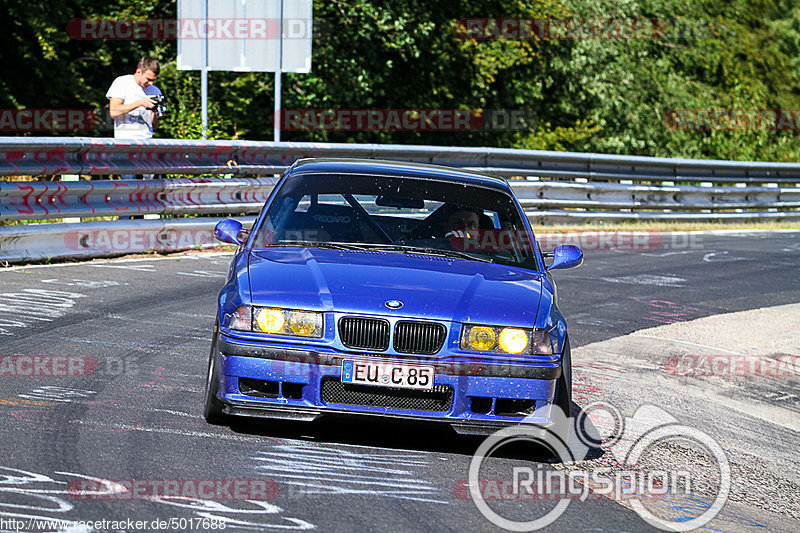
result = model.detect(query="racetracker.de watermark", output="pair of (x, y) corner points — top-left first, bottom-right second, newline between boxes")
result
(664, 354), (800, 378)
(444, 230), (703, 253)
(1, 356), (92, 377)
(453, 18), (725, 40)
(64, 228), (216, 253)
(536, 231), (703, 252)
(0, 109), (101, 132)
(277, 109), (535, 131)
(0, 356), (134, 377)
(665, 109), (800, 131)
(0, 518), (226, 532)
(68, 479), (279, 501)
(67, 18), (326, 40)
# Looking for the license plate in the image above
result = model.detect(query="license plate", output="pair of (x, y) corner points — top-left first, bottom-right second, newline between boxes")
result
(341, 359), (435, 390)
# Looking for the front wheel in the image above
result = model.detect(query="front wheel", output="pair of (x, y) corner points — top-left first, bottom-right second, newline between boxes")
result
(551, 336), (573, 445)
(555, 336), (572, 417)
(203, 325), (227, 424)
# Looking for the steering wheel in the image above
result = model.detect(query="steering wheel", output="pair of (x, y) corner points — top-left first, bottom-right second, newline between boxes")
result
(343, 194), (394, 243)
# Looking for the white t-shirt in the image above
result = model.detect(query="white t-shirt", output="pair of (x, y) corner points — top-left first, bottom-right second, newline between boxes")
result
(106, 75), (163, 139)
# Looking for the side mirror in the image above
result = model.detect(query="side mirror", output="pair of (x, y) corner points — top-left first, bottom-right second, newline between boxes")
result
(546, 245), (583, 270)
(214, 219), (246, 245)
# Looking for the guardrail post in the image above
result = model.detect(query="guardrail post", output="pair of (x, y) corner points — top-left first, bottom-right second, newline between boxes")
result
(61, 174), (81, 223)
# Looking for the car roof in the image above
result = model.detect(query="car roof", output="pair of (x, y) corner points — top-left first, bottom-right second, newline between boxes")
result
(289, 158), (511, 190)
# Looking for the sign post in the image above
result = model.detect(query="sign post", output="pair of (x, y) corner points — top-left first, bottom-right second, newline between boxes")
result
(200, 0), (208, 138)
(177, 0), (312, 140)
(274, 0), (283, 142)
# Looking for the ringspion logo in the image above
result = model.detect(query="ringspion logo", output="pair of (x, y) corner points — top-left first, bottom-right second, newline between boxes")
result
(468, 403), (730, 531)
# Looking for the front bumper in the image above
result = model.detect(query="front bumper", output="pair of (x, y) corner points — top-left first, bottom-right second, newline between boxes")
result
(215, 333), (563, 435)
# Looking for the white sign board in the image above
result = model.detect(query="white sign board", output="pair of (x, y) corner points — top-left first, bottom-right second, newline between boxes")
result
(177, 0), (312, 72)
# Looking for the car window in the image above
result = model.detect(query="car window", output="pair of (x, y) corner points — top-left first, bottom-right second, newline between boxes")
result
(252, 172), (537, 268)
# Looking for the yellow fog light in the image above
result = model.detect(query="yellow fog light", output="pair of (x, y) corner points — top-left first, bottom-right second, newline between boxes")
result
(467, 326), (496, 351)
(288, 311), (322, 337)
(256, 308), (285, 334)
(498, 327), (529, 354)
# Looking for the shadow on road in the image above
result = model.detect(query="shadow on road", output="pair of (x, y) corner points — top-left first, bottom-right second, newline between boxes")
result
(220, 402), (606, 465)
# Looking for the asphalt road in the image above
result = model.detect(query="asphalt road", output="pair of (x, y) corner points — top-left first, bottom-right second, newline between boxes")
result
(0, 230), (798, 532)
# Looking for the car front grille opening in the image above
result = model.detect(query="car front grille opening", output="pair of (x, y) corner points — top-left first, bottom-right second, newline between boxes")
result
(321, 378), (454, 412)
(394, 321), (446, 355)
(495, 398), (538, 417)
(282, 382), (304, 400)
(239, 378), (304, 400)
(470, 396), (493, 414)
(339, 317), (390, 351)
(239, 378), (279, 398)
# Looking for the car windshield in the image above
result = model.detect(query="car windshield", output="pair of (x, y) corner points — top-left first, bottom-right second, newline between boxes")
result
(251, 172), (538, 268)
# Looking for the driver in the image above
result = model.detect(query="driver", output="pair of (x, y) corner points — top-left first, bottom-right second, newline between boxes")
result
(444, 209), (480, 239)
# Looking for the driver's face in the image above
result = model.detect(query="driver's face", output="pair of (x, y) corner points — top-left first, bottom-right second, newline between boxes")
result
(447, 210), (479, 231)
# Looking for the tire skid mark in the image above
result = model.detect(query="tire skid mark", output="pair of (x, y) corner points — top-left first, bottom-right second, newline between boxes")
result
(251, 441), (447, 504)
(0, 466), (313, 530)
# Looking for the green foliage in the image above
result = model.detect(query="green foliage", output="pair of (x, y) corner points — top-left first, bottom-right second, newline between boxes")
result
(1, 0), (799, 161)
(156, 63), (232, 139)
(534, 0), (800, 159)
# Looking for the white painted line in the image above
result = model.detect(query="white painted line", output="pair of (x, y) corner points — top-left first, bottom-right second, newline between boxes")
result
(632, 335), (742, 355)
(601, 274), (686, 287)
(1, 251), (233, 271)
(90, 263), (157, 271)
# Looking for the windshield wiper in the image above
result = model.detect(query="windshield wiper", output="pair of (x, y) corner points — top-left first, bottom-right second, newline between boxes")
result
(265, 240), (372, 251)
(266, 241), (493, 262)
(364, 244), (494, 263)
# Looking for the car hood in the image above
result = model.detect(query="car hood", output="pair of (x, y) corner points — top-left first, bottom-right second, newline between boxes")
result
(247, 247), (543, 326)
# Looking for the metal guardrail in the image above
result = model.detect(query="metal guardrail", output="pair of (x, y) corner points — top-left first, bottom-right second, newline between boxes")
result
(0, 217), (255, 264)
(514, 180), (800, 223)
(4, 177), (799, 223)
(0, 177), (276, 221)
(1, 137), (799, 264)
(4, 137), (800, 182)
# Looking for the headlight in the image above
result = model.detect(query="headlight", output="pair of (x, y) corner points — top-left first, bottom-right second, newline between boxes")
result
(288, 310), (323, 336)
(228, 305), (323, 338)
(498, 327), (528, 354)
(467, 326), (496, 351)
(461, 324), (553, 355)
(256, 308), (285, 334)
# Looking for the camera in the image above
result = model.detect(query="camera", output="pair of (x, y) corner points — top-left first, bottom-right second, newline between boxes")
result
(151, 94), (167, 118)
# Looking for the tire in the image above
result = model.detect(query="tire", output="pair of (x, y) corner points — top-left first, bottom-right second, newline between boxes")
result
(203, 325), (227, 425)
(555, 335), (573, 417)
(551, 335), (573, 445)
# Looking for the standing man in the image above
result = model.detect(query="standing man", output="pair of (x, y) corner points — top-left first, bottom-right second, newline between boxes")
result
(106, 56), (163, 140)
(106, 57), (163, 214)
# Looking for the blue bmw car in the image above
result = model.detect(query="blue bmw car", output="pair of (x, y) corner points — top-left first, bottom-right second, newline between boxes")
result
(204, 158), (582, 436)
